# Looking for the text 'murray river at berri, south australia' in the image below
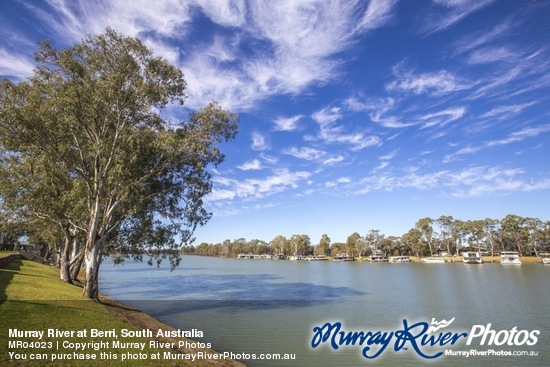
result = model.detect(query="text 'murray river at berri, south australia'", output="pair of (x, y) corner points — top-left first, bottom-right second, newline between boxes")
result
(99, 256), (549, 366)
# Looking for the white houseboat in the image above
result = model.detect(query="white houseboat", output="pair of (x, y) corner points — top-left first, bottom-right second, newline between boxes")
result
(463, 252), (483, 264)
(389, 256), (411, 263)
(422, 257), (447, 263)
(333, 254), (355, 262)
(539, 253), (550, 265)
(500, 251), (521, 265)
(370, 254), (389, 262)
(289, 254), (305, 261)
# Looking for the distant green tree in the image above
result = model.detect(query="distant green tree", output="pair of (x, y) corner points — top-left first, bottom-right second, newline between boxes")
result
(416, 217), (435, 256)
(402, 228), (424, 258)
(317, 234), (331, 255)
(0, 29), (238, 299)
(270, 235), (289, 255)
(500, 215), (528, 256)
(346, 232), (362, 257)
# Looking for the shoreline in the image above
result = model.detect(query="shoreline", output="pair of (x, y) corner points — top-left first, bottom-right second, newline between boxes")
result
(0, 255), (245, 367)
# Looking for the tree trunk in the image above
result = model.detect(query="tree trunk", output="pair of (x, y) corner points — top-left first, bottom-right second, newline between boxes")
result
(59, 236), (73, 284)
(83, 241), (103, 300)
(69, 240), (84, 281)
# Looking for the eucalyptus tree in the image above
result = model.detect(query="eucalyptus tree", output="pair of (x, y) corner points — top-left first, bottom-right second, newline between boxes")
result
(0, 29), (238, 299)
(365, 229), (383, 255)
(317, 234), (331, 255)
(482, 218), (500, 257)
(415, 217), (435, 256)
(290, 234), (310, 256)
(525, 217), (544, 257)
(500, 215), (528, 256)
(346, 232), (362, 257)
(270, 235), (289, 255)
(436, 215), (456, 256)
(402, 228), (423, 258)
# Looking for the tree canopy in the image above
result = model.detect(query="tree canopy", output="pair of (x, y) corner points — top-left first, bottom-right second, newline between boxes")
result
(0, 28), (238, 299)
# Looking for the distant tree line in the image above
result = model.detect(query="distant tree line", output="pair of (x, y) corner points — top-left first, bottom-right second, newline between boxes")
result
(183, 214), (550, 258)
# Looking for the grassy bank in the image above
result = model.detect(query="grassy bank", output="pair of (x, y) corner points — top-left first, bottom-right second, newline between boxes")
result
(0, 258), (244, 367)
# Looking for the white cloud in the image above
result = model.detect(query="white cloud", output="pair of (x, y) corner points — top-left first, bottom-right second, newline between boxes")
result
(207, 168), (312, 202)
(237, 159), (262, 171)
(419, 106), (467, 128)
(0, 48), (35, 79)
(443, 146), (481, 163)
(283, 147), (326, 161)
(312, 106), (381, 150)
(323, 155), (345, 166)
(466, 46), (518, 64)
(353, 165), (549, 198)
(358, 0), (397, 31)
(251, 131), (268, 151)
(480, 102), (537, 119)
(311, 107), (342, 125)
(452, 17), (518, 56)
(274, 115), (303, 131)
(386, 67), (470, 96)
(486, 125), (550, 147)
(421, 0), (496, 34)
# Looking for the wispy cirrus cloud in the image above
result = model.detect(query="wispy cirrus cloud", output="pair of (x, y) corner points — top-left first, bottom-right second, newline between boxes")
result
(0, 48), (35, 79)
(486, 125), (550, 147)
(358, 0), (398, 31)
(352, 165), (550, 197)
(419, 106), (467, 128)
(420, 0), (496, 34)
(17, 1), (399, 111)
(237, 159), (262, 171)
(465, 46), (519, 65)
(207, 168), (312, 203)
(311, 106), (381, 150)
(386, 66), (471, 96)
(480, 102), (537, 119)
(273, 115), (304, 131)
(282, 146), (326, 161)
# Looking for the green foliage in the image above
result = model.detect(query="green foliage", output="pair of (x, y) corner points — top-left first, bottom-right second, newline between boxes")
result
(0, 28), (238, 298)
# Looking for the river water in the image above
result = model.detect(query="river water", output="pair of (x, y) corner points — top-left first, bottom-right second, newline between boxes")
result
(99, 256), (549, 366)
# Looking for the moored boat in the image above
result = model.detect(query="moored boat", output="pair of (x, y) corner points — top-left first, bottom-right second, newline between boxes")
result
(500, 251), (521, 265)
(389, 256), (411, 263)
(422, 257), (447, 263)
(289, 254), (305, 261)
(305, 255), (328, 261)
(463, 252), (483, 264)
(370, 254), (389, 262)
(333, 254), (355, 262)
(539, 253), (550, 265)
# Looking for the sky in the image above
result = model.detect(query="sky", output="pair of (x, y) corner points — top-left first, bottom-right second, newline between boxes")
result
(1, 0), (549, 245)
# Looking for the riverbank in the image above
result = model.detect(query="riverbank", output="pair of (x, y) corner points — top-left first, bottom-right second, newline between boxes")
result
(0, 256), (245, 367)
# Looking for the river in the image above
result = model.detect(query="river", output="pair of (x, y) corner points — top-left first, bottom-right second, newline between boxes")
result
(99, 256), (549, 366)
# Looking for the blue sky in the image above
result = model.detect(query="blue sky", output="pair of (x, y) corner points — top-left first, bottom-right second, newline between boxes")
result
(1, 0), (549, 245)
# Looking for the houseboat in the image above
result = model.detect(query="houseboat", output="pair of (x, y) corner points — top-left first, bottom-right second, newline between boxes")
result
(370, 254), (389, 262)
(305, 255), (328, 261)
(289, 254), (305, 261)
(422, 257), (447, 263)
(463, 252), (483, 264)
(333, 254), (355, 262)
(500, 251), (521, 265)
(539, 253), (550, 265)
(389, 256), (411, 263)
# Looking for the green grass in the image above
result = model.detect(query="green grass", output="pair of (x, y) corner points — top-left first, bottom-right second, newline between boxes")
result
(0, 251), (15, 258)
(0, 259), (243, 367)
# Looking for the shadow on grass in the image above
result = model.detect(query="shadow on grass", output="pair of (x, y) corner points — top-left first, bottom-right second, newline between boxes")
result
(0, 257), (22, 304)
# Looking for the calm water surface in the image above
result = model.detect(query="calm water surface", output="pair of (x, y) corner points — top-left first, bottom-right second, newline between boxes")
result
(99, 256), (549, 366)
